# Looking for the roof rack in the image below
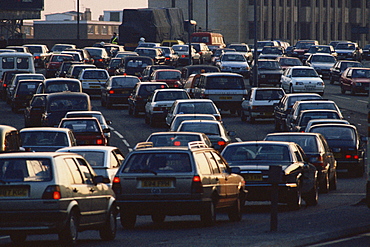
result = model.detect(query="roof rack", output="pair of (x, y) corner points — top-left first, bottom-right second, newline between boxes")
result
(134, 142), (153, 150)
(188, 141), (208, 149)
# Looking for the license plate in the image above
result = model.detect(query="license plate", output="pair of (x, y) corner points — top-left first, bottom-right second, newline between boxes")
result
(219, 96), (232, 100)
(121, 91), (129, 94)
(90, 86), (101, 88)
(0, 186), (29, 197)
(244, 174), (263, 181)
(334, 153), (342, 159)
(141, 180), (172, 187)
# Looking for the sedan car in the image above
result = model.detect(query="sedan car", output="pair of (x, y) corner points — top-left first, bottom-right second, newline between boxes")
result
(176, 120), (233, 151)
(329, 60), (363, 84)
(169, 113), (217, 132)
(0, 152), (117, 245)
(290, 109), (342, 132)
(216, 52), (250, 78)
(305, 53), (337, 79)
(57, 146), (125, 183)
(144, 88), (190, 126)
(150, 69), (182, 88)
(221, 141), (318, 209)
(280, 66), (325, 95)
(340, 67), (370, 95)
(144, 131), (213, 148)
(101, 75), (141, 108)
(250, 59), (283, 87)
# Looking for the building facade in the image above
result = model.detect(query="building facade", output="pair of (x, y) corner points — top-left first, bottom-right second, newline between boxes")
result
(149, 0), (369, 46)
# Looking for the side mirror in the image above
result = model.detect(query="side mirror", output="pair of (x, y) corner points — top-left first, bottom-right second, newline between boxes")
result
(230, 166), (241, 174)
(106, 120), (112, 125)
(228, 130), (236, 137)
(103, 128), (111, 133)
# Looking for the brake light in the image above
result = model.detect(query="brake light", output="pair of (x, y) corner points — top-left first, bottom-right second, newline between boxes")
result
(112, 177), (122, 194)
(173, 141), (181, 146)
(96, 139), (104, 145)
(109, 90), (115, 94)
(34, 56), (40, 59)
(42, 185), (61, 199)
(165, 57), (170, 60)
(310, 155), (325, 167)
(161, 85), (166, 88)
(2, 83), (6, 88)
(98, 58), (103, 62)
(191, 175), (203, 193)
(345, 154), (359, 159)
(218, 141), (226, 147)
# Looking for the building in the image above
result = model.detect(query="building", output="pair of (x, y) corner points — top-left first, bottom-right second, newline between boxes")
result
(148, 0), (369, 47)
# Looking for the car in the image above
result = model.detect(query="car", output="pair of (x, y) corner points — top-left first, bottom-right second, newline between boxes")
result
(144, 88), (190, 126)
(35, 78), (82, 94)
(136, 42), (160, 48)
(64, 110), (112, 144)
(280, 66), (325, 95)
(50, 43), (76, 53)
(115, 51), (139, 58)
(5, 46), (30, 53)
(334, 42), (362, 61)
(241, 87), (285, 123)
(65, 63), (97, 79)
(216, 52), (250, 78)
(19, 127), (77, 151)
(227, 43), (253, 63)
(0, 70), (30, 100)
(277, 56), (303, 70)
(362, 44), (370, 60)
(101, 75), (141, 107)
(250, 59), (283, 87)
(134, 47), (166, 65)
(159, 46), (179, 66)
(307, 123), (365, 177)
(285, 100), (343, 130)
(128, 82), (169, 117)
(304, 119), (350, 132)
(180, 64), (220, 85)
(289, 109), (342, 132)
(45, 54), (74, 78)
(274, 93), (323, 131)
(210, 48), (236, 65)
(6, 73), (45, 104)
(193, 72), (248, 114)
(0, 124), (22, 152)
(65, 48), (95, 64)
(24, 92), (91, 127)
(169, 113), (218, 132)
(144, 131), (213, 148)
(166, 99), (221, 126)
(160, 39), (185, 47)
(302, 45), (337, 63)
(121, 56), (154, 78)
(57, 145), (125, 183)
(23, 44), (51, 68)
(176, 119), (233, 151)
(190, 43), (213, 64)
(264, 132), (337, 193)
(10, 79), (43, 113)
(112, 142), (246, 228)
(258, 46), (285, 60)
(55, 61), (84, 77)
(291, 40), (319, 60)
(84, 47), (110, 68)
(329, 60), (363, 84)
(0, 152), (117, 245)
(59, 117), (108, 146)
(61, 50), (84, 62)
(305, 53), (337, 78)
(221, 141), (318, 209)
(141, 65), (175, 81)
(172, 44), (201, 65)
(78, 68), (110, 95)
(106, 57), (124, 76)
(150, 69), (182, 88)
(340, 67), (370, 95)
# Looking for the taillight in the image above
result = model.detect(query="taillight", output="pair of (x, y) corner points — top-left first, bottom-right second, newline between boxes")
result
(218, 140), (226, 147)
(310, 155), (325, 167)
(34, 56), (40, 59)
(191, 175), (203, 193)
(42, 185), (61, 199)
(109, 90), (115, 94)
(215, 115), (222, 121)
(96, 139), (104, 145)
(345, 154), (359, 159)
(2, 83), (6, 88)
(112, 177), (122, 194)
(173, 141), (181, 146)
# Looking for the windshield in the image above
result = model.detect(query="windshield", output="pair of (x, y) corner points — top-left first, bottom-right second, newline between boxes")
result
(71, 151), (105, 167)
(45, 81), (80, 93)
(0, 158), (52, 182)
(177, 102), (217, 114)
(310, 126), (356, 147)
(206, 76), (245, 89)
(351, 69), (370, 78)
(48, 97), (88, 111)
(265, 135), (318, 153)
(299, 112), (340, 126)
(21, 131), (69, 146)
(156, 71), (181, 80)
(258, 61), (281, 69)
(295, 42), (314, 49)
(311, 55), (336, 63)
(335, 43), (355, 50)
(255, 90), (284, 100)
(155, 91), (189, 101)
(173, 46), (188, 52)
(60, 119), (100, 133)
(179, 122), (220, 135)
(279, 58), (302, 66)
(221, 54), (246, 62)
(82, 70), (108, 79)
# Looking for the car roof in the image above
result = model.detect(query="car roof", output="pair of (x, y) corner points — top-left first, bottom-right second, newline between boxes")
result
(154, 88), (186, 92)
(180, 119), (220, 124)
(66, 110), (102, 115)
(291, 66), (316, 70)
(200, 72), (243, 77)
(225, 141), (295, 148)
(149, 131), (206, 136)
(0, 152), (82, 159)
(266, 132), (321, 137)
(309, 123), (356, 130)
(299, 109), (339, 114)
(175, 99), (214, 103)
(43, 78), (80, 82)
(57, 145), (120, 152)
(20, 127), (71, 133)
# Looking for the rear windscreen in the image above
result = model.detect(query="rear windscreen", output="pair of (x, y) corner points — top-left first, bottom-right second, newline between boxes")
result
(206, 76), (244, 89)
(0, 158), (52, 182)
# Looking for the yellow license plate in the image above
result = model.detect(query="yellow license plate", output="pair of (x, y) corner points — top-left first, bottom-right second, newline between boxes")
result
(0, 187), (29, 197)
(141, 180), (172, 187)
(90, 86), (101, 88)
(219, 96), (232, 100)
(244, 174), (263, 181)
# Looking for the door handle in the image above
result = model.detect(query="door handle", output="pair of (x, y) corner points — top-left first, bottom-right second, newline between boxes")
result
(90, 188), (95, 192)
(73, 188), (78, 193)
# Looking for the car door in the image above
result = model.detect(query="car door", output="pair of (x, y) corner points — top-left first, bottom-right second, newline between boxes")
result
(341, 69), (352, 90)
(25, 95), (46, 127)
(280, 68), (290, 91)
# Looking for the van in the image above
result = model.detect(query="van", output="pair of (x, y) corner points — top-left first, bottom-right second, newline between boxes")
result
(190, 32), (226, 48)
(0, 52), (35, 78)
(0, 125), (22, 152)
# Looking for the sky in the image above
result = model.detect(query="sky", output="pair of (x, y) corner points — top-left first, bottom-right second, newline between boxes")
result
(42, 0), (148, 20)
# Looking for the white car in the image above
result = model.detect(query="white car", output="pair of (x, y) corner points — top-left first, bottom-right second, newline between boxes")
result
(280, 66), (325, 95)
(78, 68), (110, 95)
(57, 145), (125, 184)
(144, 88), (190, 126)
(305, 53), (337, 78)
(215, 52), (250, 78)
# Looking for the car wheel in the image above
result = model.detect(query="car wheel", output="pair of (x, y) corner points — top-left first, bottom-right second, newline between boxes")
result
(289, 85), (294, 94)
(303, 179), (318, 206)
(151, 214), (166, 224)
(120, 209), (136, 229)
(350, 86), (356, 96)
(247, 110), (255, 123)
(58, 209), (79, 245)
(133, 106), (139, 117)
(10, 232), (27, 244)
(319, 172), (329, 194)
(287, 183), (302, 210)
(128, 105), (133, 115)
(329, 170), (337, 191)
(241, 111), (247, 122)
(340, 85), (346, 94)
(200, 200), (216, 226)
(329, 76), (334, 84)
(228, 195), (242, 222)
(99, 206), (117, 241)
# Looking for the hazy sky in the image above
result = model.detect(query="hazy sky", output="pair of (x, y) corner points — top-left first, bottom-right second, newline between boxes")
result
(43, 0), (148, 20)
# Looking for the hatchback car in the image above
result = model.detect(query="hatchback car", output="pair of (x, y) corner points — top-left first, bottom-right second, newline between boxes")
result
(305, 53), (337, 78)
(0, 152), (117, 245)
(340, 67), (370, 95)
(144, 131), (213, 148)
(112, 142), (246, 228)
(78, 68), (110, 95)
(20, 127), (77, 151)
(10, 79), (42, 113)
(221, 141), (318, 209)
(280, 66), (325, 95)
(150, 69), (182, 88)
(169, 113), (218, 132)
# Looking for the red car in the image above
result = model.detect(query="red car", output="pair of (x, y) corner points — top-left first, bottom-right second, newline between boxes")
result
(58, 117), (108, 146)
(340, 67), (370, 95)
(150, 69), (182, 88)
(46, 54), (74, 78)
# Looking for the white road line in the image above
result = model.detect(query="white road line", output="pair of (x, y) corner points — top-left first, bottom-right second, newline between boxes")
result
(332, 95), (351, 100)
(122, 139), (130, 147)
(331, 193), (366, 196)
(307, 233), (370, 246)
(235, 137), (243, 142)
(113, 130), (123, 139)
(358, 100), (368, 103)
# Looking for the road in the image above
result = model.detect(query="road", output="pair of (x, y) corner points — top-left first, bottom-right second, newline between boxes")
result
(0, 77), (369, 246)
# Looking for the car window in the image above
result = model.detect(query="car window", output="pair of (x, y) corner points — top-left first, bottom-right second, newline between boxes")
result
(74, 151), (105, 167)
(0, 158), (52, 182)
(204, 151), (220, 174)
(64, 158), (84, 184)
(21, 131), (68, 146)
(211, 151), (227, 173)
(205, 76), (244, 89)
(75, 158), (94, 184)
(194, 152), (212, 174)
(110, 152), (120, 168)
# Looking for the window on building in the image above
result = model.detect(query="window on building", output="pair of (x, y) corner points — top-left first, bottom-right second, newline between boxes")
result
(279, 22), (283, 37)
(351, 0), (361, 8)
(279, 0), (283, 6)
(87, 25), (94, 34)
(249, 21), (255, 39)
(338, 1), (342, 7)
(323, 0), (327, 7)
(338, 23), (342, 39)
(300, 22), (311, 39)
(110, 12), (120, 22)
(323, 22), (327, 40)
(101, 25), (108, 35)
(331, 23), (335, 40)
(264, 0), (268, 6)
(249, 0), (254, 5)
(264, 21), (269, 38)
(300, 0), (310, 7)
(94, 25), (99, 35)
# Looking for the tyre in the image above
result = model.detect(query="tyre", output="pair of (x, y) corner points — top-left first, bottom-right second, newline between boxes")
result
(240, 111), (247, 122)
(200, 201), (216, 226)
(228, 196), (242, 222)
(303, 180), (318, 206)
(120, 210), (136, 229)
(329, 75), (334, 84)
(340, 85), (346, 94)
(99, 207), (117, 241)
(319, 172), (329, 194)
(10, 232), (27, 244)
(128, 105), (133, 115)
(58, 209), (79, 246)
(287, 185), (302, 211)
(289, 85), (294, 94)
(151, 214), (166, 224)
(329, 170), (337, 190)
(247, 110), (255, 123)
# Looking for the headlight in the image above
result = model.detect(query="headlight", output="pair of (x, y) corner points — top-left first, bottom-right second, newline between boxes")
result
(295, 81), (304, 85)
(317, 81), (324, 85)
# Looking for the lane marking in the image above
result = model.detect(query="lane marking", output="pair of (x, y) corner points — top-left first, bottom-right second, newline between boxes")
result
(307, 233), (370, 247)
(122, 139), (130, 147)
(235, 137), (243, 142)
(114, 130), (123, 139)
(358, 100), (367, 103)
(332, 95), (351, 100)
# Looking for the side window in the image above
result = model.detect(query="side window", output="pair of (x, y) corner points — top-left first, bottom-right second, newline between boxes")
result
(64, 158), (84, 184)
(110, 151), (119, 168)
(194, 152), (211, 175)
(113, 149), (125, 166)
(204, 151), (220, 174)
(75, 158), (94, 184)
(4, 131), (20, 151)
(211, 151), (227, 173)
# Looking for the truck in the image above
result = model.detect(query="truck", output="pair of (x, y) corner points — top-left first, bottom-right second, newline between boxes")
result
(119, 8), (186, 51)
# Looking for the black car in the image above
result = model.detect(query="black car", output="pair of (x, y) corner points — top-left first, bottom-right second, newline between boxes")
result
(329, 60), (363, 84)
(250, 59), (283, 86)
(121, 56), (154, 79)
(10, 79), (43, 113)
(180, 65), (220, 85)
(0, 70), (30, 100)
(24, 92), (91, 127)
(107, 58), (124, 76)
